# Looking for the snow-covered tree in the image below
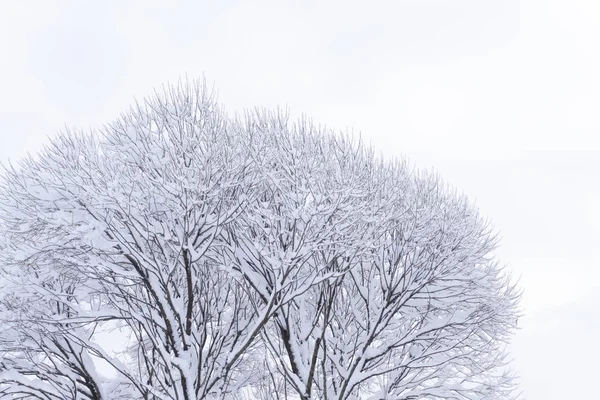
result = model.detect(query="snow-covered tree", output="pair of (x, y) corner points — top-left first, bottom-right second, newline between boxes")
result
(0, 80), (520, 399)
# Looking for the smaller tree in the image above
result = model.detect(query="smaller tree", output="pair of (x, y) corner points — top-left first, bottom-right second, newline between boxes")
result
(0, 236), (110, 400)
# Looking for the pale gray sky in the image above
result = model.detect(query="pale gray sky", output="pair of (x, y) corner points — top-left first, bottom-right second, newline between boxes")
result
(1, 1), (599, 398)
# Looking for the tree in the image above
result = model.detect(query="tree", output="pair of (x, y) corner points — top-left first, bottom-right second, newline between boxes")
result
(0, 80), (520, 399)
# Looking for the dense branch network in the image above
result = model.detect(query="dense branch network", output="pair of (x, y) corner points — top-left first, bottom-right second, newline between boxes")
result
(0, 81), (520, 400)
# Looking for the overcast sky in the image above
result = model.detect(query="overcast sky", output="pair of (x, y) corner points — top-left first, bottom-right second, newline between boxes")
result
(1, 1), (599, 398)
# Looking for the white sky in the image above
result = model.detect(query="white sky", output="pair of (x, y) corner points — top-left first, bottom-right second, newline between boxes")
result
(1, 1), (599, 398)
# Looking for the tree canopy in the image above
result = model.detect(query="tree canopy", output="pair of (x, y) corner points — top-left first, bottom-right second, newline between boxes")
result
(0, 81), (520, 400)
